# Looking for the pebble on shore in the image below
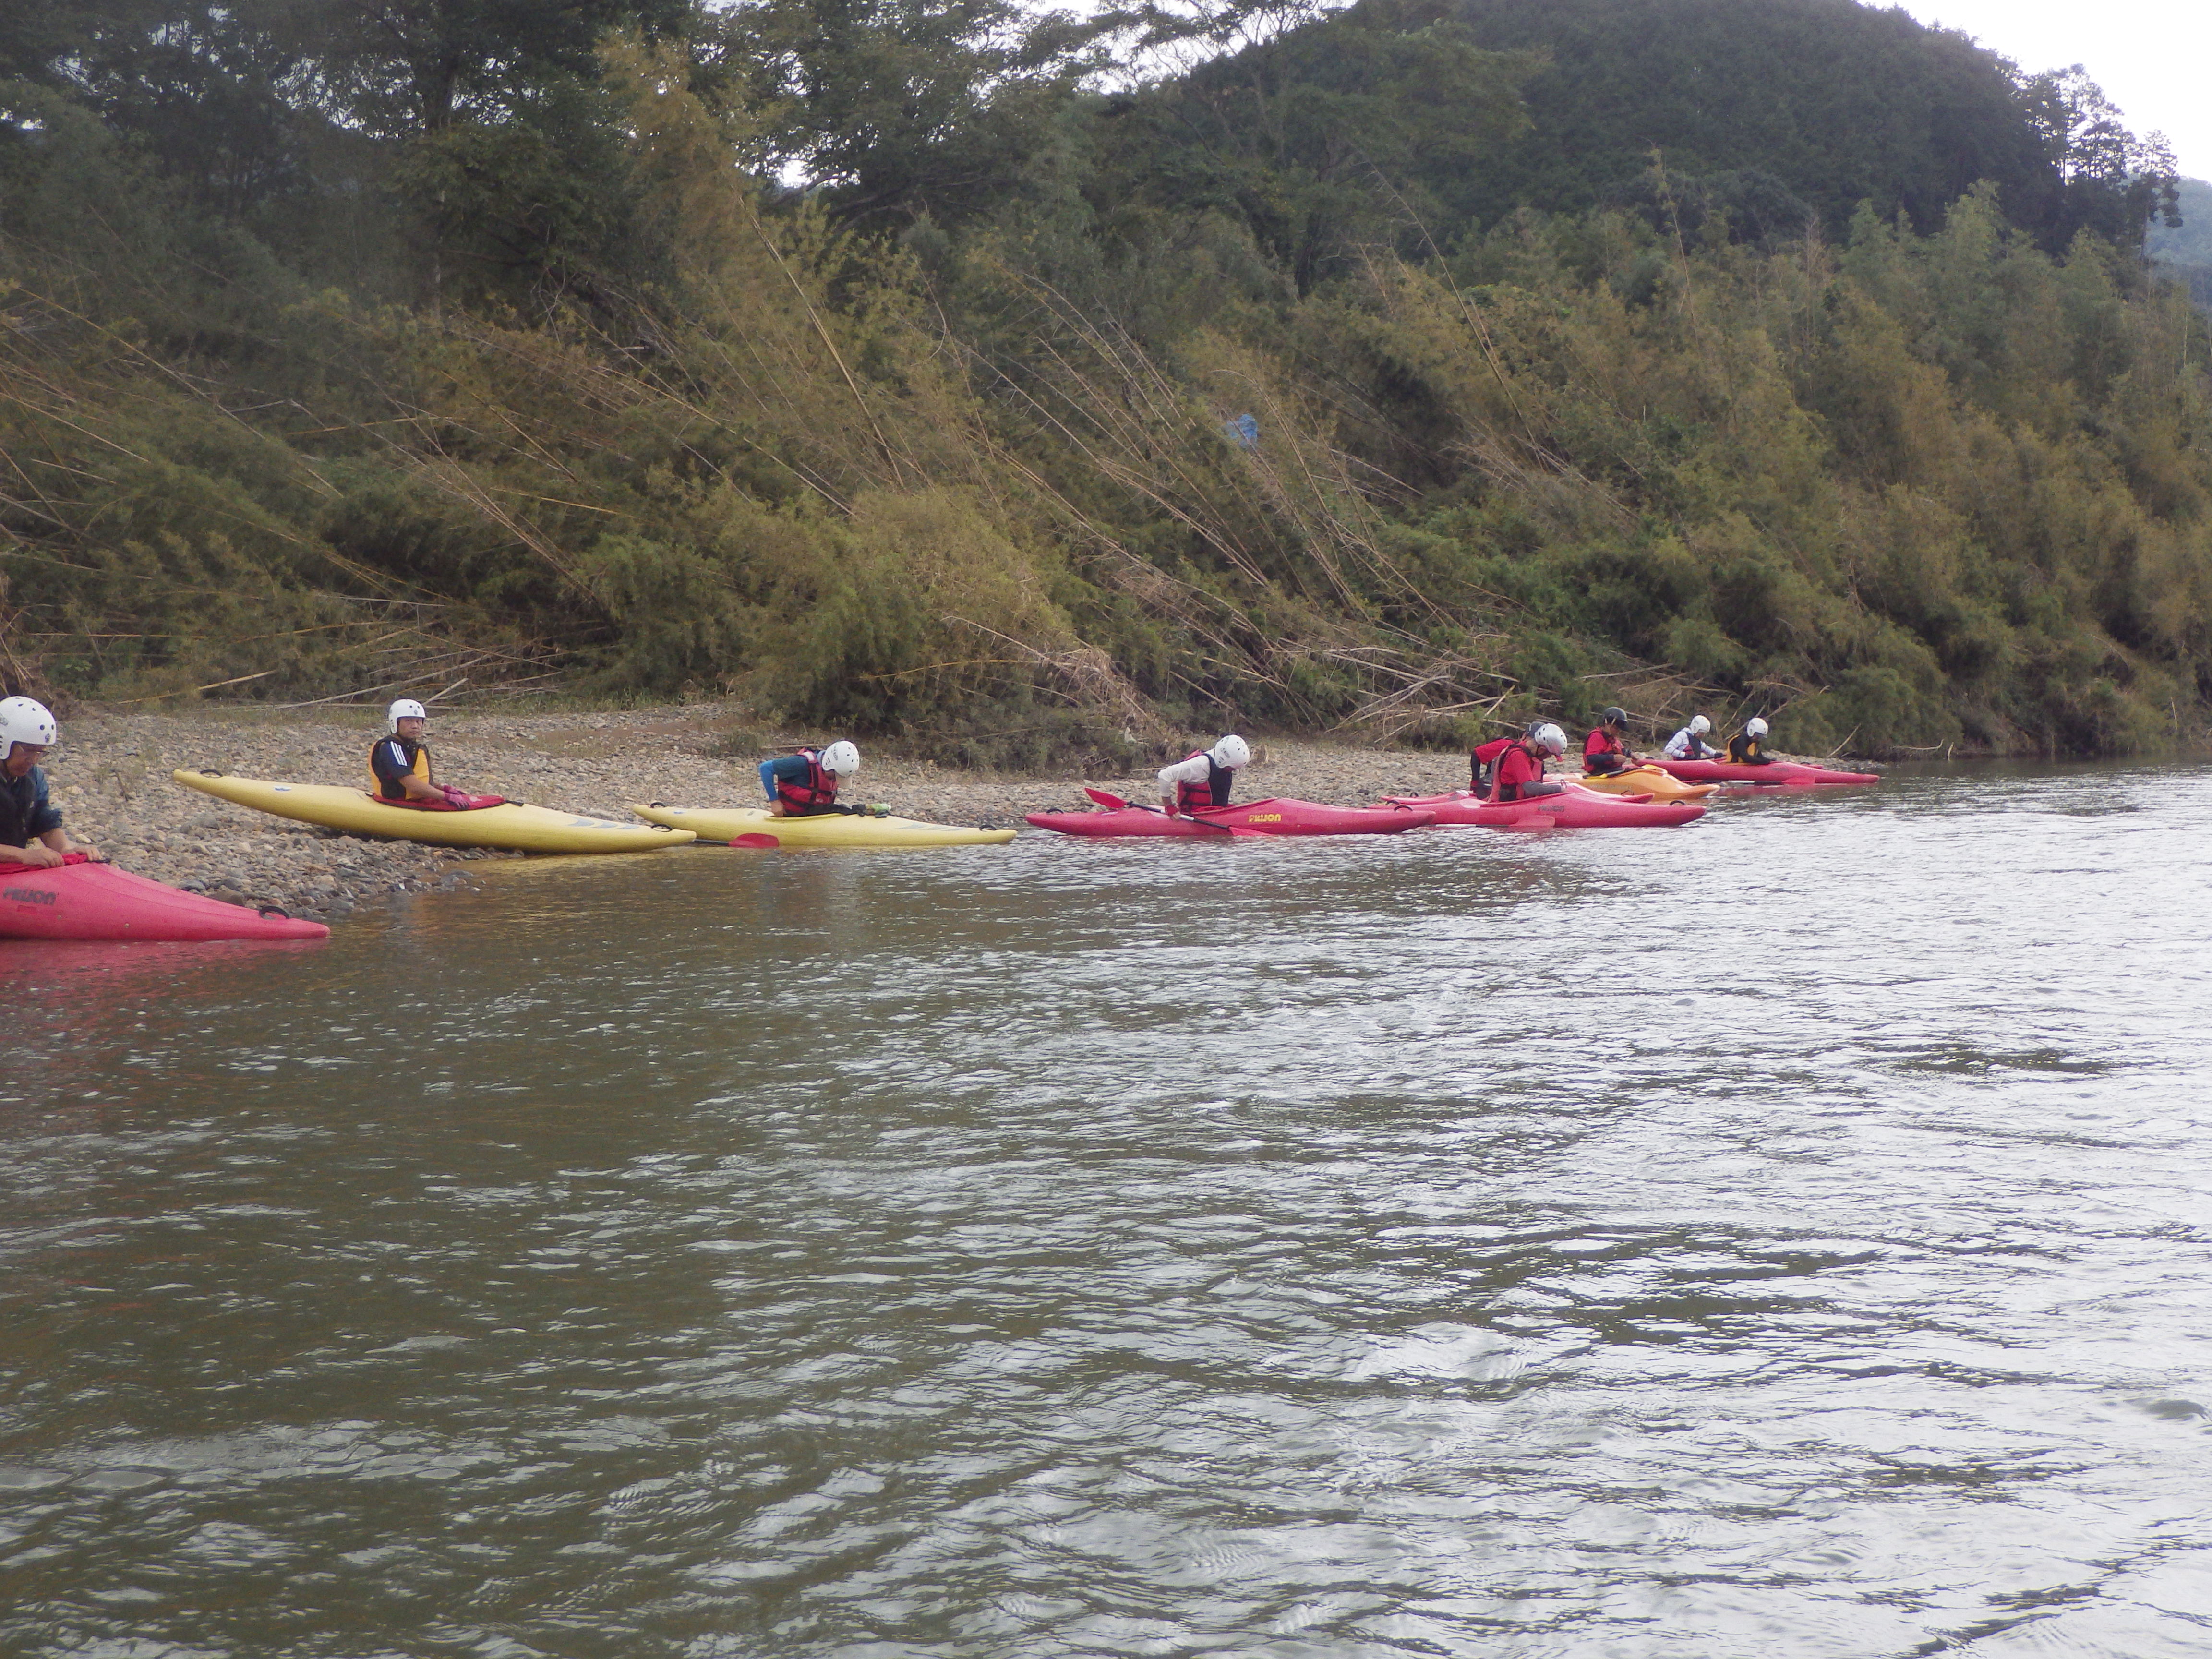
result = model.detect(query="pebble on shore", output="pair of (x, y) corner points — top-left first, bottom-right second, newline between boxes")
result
(41, 704), (1861, 922)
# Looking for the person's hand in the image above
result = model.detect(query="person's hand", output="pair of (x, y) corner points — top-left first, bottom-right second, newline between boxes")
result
(76, 844), (104, 863)
(17, 843), (63, 868)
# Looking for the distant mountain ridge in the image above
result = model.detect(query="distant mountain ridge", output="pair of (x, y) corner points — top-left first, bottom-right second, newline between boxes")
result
(1441, 0), (2053, 237)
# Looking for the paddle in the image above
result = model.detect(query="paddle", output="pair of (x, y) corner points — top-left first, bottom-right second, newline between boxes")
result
(1081, 786), (1250, 834)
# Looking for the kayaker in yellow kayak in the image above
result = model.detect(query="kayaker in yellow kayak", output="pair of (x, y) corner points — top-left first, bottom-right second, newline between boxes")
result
(1158, 735), (1251, 817)
(1582, 707), (1641, 776)
(1663, 715), (1724, 760)
(371, 698), (497, 809)
(761, 740), (879, 817)
(1726, 717), (1775, 765)
(0, 697), (103, 867)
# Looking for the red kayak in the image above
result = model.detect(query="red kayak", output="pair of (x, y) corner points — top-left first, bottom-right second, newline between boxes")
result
(1382, 784), (1704, 829)
(1654, 758), (1880, 786)
(0, 855), (329, 942)
(1026, 797), (1435, 838)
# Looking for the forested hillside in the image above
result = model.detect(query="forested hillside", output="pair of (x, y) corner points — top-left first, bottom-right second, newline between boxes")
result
(1, 0), (2206, 759)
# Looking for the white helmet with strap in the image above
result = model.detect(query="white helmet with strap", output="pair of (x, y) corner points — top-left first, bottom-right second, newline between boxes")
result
(386, 697), (428, 734)
(1689, 714), (1711, 735)
(1209, 734), (1251, 769)
(0, 696), (58, 750)
(820, 739), (861, 775)
(1533, 723), (1567, 756)
(1745, 717), (1769, 738)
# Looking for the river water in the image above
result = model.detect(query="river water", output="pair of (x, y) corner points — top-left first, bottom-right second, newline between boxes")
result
(3, 765), (2210, 1657)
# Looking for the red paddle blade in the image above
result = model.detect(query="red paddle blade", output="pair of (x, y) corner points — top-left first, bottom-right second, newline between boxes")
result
(1082, 786), (1131, 809)
(730, 833), (781, 849)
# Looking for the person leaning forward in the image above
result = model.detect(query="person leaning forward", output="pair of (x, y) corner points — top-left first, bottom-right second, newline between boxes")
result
(761, 740), (876, 817)
(1583, 706), (1639, 776)
(1726, 717), (1775, 765)
(1157, 735), (1251, 817)
(1664, 715), (1723, 761)
(1489, 723), (1568, 804)
(0, 697), (103, 868)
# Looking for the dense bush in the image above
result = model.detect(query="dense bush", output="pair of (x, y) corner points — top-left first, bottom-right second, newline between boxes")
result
(1, 0), (2206, 757)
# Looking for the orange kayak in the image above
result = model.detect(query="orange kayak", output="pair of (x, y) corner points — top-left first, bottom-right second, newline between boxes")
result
(1577, 765), (1719, 802)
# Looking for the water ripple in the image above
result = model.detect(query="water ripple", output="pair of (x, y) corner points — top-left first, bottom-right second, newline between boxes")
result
(3, 765), (2212, 1655)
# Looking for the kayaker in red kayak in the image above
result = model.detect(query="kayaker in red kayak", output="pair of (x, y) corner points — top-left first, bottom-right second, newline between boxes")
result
(1158, 735), (1251, 817)
(1489, 723), (1568, 803)
(761, 740), (869, 817)
(0, 697), (104, 868)
(1582, 707), (1640, 776)
(1663, 715), (1723, 760)
(1469, 734), (1517, 792)
(371, 698), (494, 809)
(1726, 717), (1775, 765)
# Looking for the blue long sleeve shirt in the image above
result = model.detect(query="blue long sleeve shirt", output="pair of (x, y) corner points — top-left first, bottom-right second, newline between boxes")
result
(0, 763), (62, 851)
(760, 753), (819, 801)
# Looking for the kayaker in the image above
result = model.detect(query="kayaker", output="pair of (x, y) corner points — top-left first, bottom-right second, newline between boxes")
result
(761, 740), (866, 817)
(1583, 707), (1639, 776)
(1726, 717), (1775, 765)
(0, 696), (103, 867)
(371, 698), (483, 807)
(1489, 723), (1568, 804)
(1664, 715), (1723, 760)
(1158, 734), (1251, 817)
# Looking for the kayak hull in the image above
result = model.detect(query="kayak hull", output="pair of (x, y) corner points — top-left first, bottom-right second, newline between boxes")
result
(173, 771), (696, 854)
(0, 857), (327, 942)
(630, 804), (1014, 848)
(1384, 785), (1704, 829)
(1027, 797), (1434, 837)
(1654, 758), (1880, 786)
(1576, 765), (1719, 802)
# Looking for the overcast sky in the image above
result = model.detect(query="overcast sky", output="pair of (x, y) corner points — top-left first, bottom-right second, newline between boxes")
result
(1897, 0), (2211, 180)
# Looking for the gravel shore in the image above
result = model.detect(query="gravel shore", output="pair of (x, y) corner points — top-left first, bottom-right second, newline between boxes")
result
(36, 703), (1848, 922)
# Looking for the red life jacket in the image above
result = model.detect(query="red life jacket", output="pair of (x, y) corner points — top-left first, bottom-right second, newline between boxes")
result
(1176, 750), (1231, 812)
(776, 749), (840, 812)
(1585, 726), (1625, 759)
(1490, 741), (1547, 803)
(1470, 736), (1516, 789)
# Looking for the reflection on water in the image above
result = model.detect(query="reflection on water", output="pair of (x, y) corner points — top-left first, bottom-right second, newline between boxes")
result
(4, 764), (2212, 1656)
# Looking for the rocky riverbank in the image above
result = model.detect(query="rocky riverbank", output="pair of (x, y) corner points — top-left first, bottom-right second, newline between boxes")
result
(37, 703), (1858, 922)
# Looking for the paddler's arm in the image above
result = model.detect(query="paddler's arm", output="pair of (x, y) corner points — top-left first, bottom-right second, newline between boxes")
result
(759, 754), (824, 817)
(1156, 755), (1206, 817)
(2, 777), (98, 864)
(372, 740), (444, 802)
(0, 835), (63, 867)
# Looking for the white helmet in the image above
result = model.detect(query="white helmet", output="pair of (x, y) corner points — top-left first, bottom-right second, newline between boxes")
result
(820, 739), (861, 775)
(0, 696), (57, 750)
(1533, 723), (1567, 756)
(1746, 717), (1769, 738)
(386, 698), (427, 733)
(1689, 714), (1711, 735)
(1209, 734), (1251, 769)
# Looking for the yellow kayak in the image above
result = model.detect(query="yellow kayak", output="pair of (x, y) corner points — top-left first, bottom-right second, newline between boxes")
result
(173, 771), (697, 854)
(1576, 765), (1720, 802)
(630, 803), (1015, 849)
